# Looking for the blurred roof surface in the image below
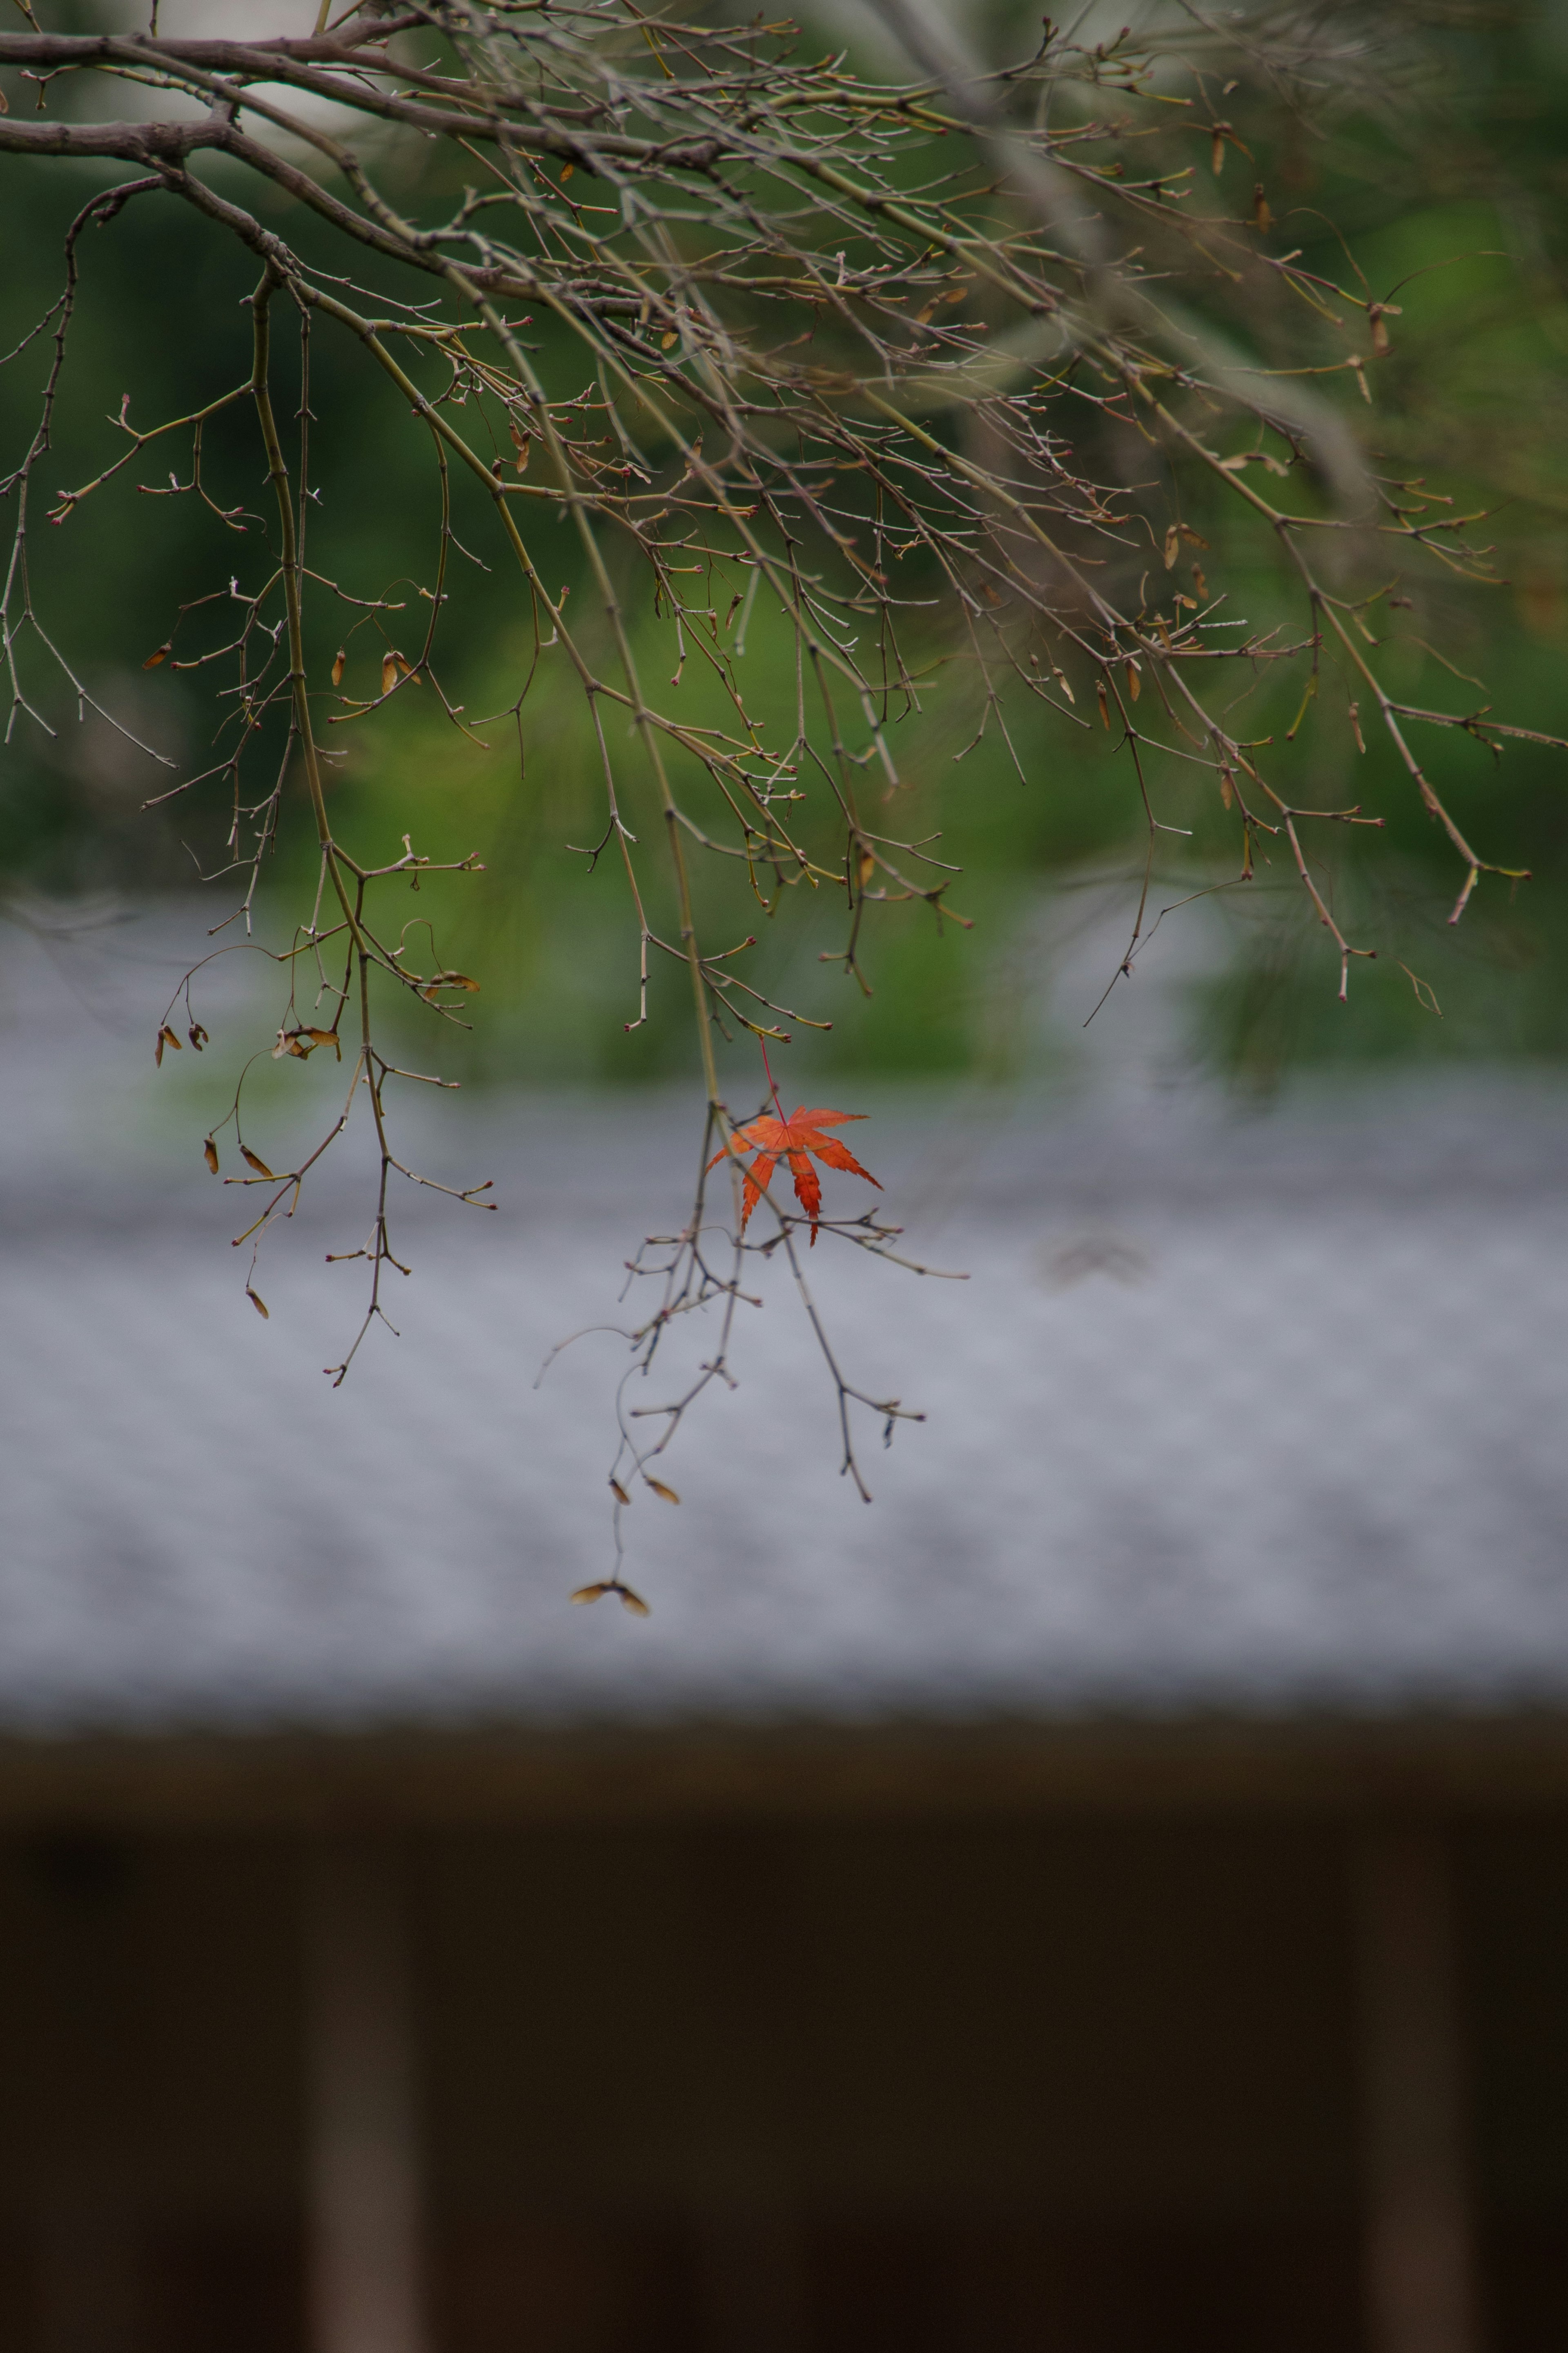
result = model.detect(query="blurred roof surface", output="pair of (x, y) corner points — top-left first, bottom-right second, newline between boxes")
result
(4, 906), (1568, 1736)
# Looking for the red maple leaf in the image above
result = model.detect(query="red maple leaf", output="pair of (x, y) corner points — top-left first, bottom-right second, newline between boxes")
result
(709, 1105), (880, 1242)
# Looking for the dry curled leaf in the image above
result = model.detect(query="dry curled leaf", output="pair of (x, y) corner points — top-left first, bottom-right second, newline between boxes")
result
(1368, 302), (1399, 358)
(570, 1579), (650, 1616)
(240, 1146), (275, 1179)
(203, 1137), (219, 1175)
(644, 1478), (680, 1505)
(709, 1105), (879, 1243)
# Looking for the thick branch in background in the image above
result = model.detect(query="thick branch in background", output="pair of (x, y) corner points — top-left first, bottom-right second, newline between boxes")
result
(0, 2), (1559, 1594)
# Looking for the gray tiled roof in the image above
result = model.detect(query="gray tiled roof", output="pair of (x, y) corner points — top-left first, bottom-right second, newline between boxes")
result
(4, 911), (1568, 1733)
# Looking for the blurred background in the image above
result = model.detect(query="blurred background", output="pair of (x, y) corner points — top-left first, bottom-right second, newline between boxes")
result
(2, 2), (1568, 2349)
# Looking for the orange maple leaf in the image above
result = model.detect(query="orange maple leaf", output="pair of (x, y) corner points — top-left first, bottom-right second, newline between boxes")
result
(709, 1105), (880, 1242)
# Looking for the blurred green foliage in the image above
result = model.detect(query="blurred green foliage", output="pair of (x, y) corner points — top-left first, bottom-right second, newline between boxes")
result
(4, 1), (1568, 1095)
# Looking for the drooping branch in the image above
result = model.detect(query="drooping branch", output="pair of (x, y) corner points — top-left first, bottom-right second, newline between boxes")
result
(0, 0), (1554, 1589)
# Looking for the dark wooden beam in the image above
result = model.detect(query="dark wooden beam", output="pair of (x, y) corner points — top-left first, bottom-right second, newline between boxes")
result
(0, 1714), (1565, 1831)
(1357, 1831), (1483, 2353)
(306, 1840), (429, 2353)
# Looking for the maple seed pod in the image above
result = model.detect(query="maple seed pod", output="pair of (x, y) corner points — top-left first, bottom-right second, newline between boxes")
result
(1163, 524), (1180, 570)
(188, 1022), (207, 1050)
(1368, 305), (1392, 358)
(241, 1146), (275, 1180)
(571, 1583), (611, 1606)
(381, 651), (398, 696)
(1252, 184), (1272, 232)
(644, 1478), (681, 1505)
(1192, 564), (1207, 600)
(1125, 660), (1140, 702)
(204, 1137), (220, 1176)
(618, 1586), (652, 1618)
(143, 641), (172, 670)
(1096, 680), (1110, 729)
(247, 1289), (270, 1320)
(609, 1478), (631, 1506)
(331, 647), (346, 687)
(1211, 125), (1227, 176)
